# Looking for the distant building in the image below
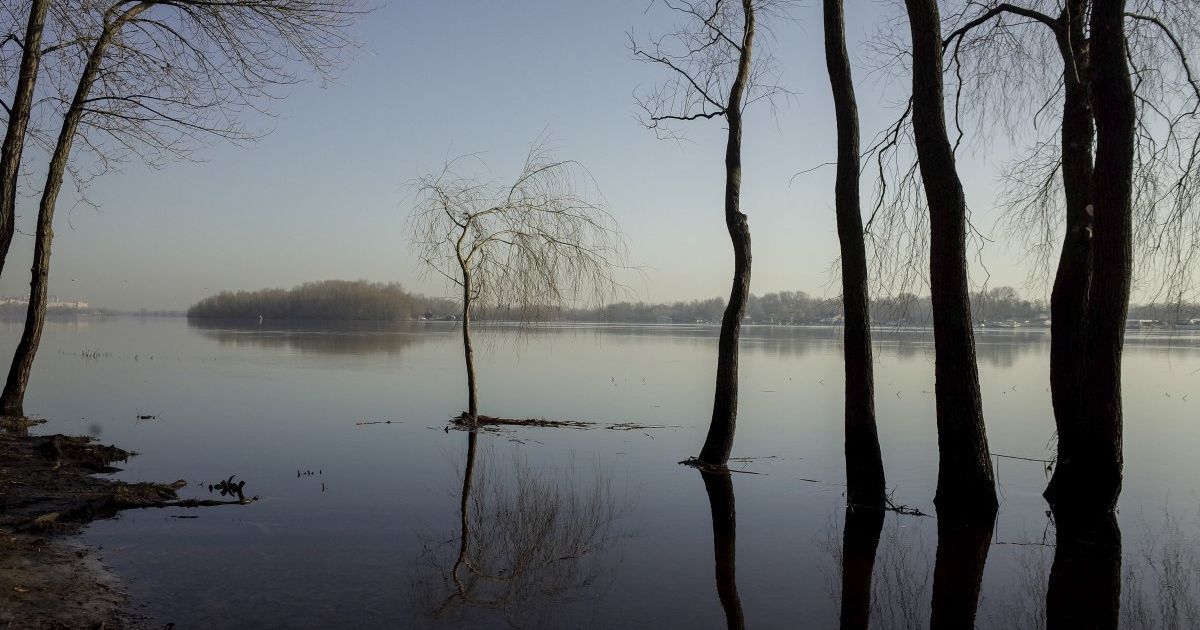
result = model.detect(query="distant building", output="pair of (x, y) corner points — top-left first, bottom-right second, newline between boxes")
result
(655, 315), (672, 324)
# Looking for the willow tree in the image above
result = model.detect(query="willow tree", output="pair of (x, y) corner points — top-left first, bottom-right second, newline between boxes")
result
(632, 0), (785, 467)
(410, 142), (626, 422)
(823, 0), (886, 508)
(0, 0), (362, 416)
(902, 0), (997, 514)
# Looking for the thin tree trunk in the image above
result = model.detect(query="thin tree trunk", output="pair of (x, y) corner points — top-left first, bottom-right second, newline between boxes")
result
(461, 270), (478, 420)
(1, 5), (148, 415)
(1046, 512), (1121, 629)
(700, 470), (744, 630)
(823, 0), (886, 508)
(1045, 0), (1096, 511)
(700, 0), (755, 467)
(928, 512), (996, 630)
(838, 505), (884, 630)
(1051, 0), (1135, 515)
(903, 0), (996, 515)
(0, 0), (49, 279)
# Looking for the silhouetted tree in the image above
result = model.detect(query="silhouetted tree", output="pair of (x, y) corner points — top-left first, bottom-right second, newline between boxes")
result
(823, 0), (886, 507)
(410, 140), (626, 421)
(633, 0), (787, 467)
(0, 0), (362, 416)
(902, 0), (997, 514)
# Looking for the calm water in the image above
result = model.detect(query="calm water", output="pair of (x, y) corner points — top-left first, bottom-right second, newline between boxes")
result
(4, 317), (1199, 629)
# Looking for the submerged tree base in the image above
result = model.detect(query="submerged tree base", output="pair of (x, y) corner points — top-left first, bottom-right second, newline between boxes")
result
(0, 424), (253, 628)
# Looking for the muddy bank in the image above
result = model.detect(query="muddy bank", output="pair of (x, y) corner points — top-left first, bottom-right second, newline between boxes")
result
(0, 423), (216, 629)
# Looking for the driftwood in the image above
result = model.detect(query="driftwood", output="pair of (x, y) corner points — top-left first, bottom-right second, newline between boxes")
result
(451, 412), (678, 432)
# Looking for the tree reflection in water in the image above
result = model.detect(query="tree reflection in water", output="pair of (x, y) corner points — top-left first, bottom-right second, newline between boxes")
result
(930, 512), (996, 630)
(699, 469), (744, 630)
(1047, 512), (1121, 630)
(412, 431), (622, 628)
(837, 506), (884, 630)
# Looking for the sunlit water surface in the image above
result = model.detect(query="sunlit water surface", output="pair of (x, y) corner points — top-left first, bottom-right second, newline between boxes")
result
(3, 317), (1199, 629)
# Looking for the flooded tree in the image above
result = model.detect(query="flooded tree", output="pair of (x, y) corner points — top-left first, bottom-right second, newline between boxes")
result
(1047, 513), (1121, 630)
(632, 0), (786, 467)
(837, 506), (885, 630)
(409, 141), (626, 422)
(927, 1), (1198, 513)
(822, 0), (886, 507)
(901, 0), (997, 514)
(0, 0), (49, 279)
(0, 0), (362, 416)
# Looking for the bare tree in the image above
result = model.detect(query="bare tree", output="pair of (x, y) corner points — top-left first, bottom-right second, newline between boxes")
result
(632, 0), (786, 467)
(902, 0), (998, 515)
(934, 0), (1195, 513)
(823, 0), (886, 508)
(0, 0), (362, 416)
(409, 141), (626, 422)
(0, 0), (49, 279)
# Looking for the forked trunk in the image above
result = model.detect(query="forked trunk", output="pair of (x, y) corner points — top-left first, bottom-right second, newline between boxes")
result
(903, 0), (996, 515)
(0, 0), (49, 279)
(823, 0), (886, 508)
(700, 0), (755, 467)
(1048, 0), (1134, 515)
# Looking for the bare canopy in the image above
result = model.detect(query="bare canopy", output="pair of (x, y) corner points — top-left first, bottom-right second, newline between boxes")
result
(410, 139), (627, 420)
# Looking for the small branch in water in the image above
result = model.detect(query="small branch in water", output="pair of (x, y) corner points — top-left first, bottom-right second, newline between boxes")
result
(450, 413), (678, 432)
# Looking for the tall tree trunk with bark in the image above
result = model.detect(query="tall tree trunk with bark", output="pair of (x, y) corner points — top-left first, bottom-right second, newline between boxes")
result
(700, 0), (755, 467)
(1, 5), (148, 415)
(838, 505), (884, 630)
(700, 470), (744, 630)
(0, 0), (49, 280)
(903, 0), (996, 514)
(1046, 0), (1096, 508)
(1048, 0), (1135, 515)
(823, 0), (886, 508)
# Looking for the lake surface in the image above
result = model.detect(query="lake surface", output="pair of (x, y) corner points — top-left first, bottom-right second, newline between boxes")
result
(3, 317), (1199, 629)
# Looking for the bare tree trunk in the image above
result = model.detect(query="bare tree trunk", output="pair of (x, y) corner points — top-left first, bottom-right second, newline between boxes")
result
(700, 0), (755, 467)
(1049, 0), (1135, 515)
(1046, 0), (1095, 509)
(903, 0), (996, 515)
(823, 0), (886, 508)
(1, 5), (148, 416)
(838, 505), (884, 630)
(700, 470), (744, 630)
(1047, 513), (1121, 629)
(0, 0), (49, 280)
(461, 270), (478, 420)
(929, 512), (996, 630)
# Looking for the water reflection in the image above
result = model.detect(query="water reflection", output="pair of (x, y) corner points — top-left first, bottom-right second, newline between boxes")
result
(699, 470), (744, 630)
(1047, 513), (1121, 630)
(929, 513), (996, 629)
(838, 506), (884, 630)
(412, 432), (622, 628)
(189, 319), (447, 355)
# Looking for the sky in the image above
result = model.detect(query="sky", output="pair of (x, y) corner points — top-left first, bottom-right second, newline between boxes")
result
(0, 0), (1038, 311)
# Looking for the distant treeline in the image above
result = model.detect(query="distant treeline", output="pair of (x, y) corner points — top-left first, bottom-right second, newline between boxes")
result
(558, 288), (1049, 325)
(186, 280), (1200, 325)
(187, 280), (456, 320)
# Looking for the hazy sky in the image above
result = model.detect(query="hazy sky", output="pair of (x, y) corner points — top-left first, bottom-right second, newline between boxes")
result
(0, 0), (1035, 311)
